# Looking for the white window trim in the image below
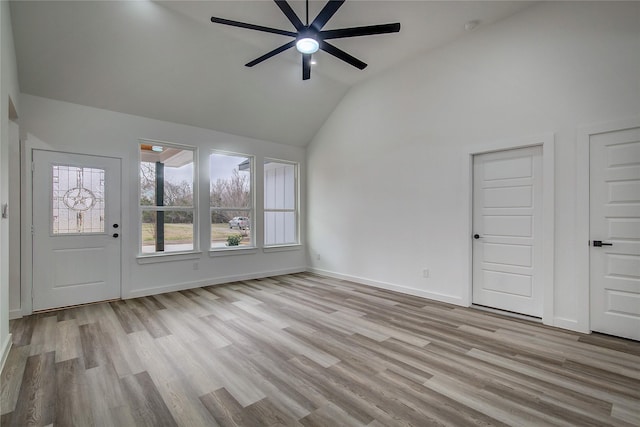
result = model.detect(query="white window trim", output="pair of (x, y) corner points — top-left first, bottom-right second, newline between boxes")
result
(262, 244), (302, 253)
(264, 158), (300, 247)
(209, 150), (256, 251)
(209, 247), (258, 257)
(138, 138), (199, 257)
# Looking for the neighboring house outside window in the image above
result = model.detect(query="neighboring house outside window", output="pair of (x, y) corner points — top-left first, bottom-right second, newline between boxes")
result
(210, 152), (254, 249)
(139, 141), (196, 254)
(264, 159), (298, 246)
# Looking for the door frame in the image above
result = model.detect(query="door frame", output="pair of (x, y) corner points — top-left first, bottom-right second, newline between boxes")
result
(464, 133), (555, 326)
(576, 116), (640, 335)
(21, 147), (124, 316)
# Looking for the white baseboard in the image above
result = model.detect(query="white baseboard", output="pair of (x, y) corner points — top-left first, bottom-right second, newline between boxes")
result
(1, 333), (12, 374)
(9, 309), (23, 320)
(125, 267), (307, 299)
(307, 267), (465, 306)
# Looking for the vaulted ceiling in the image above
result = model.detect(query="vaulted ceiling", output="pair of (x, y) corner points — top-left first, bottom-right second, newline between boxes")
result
(10, 1), (533, 146)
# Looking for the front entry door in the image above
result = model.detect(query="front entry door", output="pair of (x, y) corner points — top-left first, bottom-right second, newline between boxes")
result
(472, 146), (543, 317)
(32, 150), (121, 311)
(590, 126), (640, 341)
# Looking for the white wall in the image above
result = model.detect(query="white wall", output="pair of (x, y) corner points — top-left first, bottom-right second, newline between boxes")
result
(15, 94), (306, 315)
(1, 0), (21, 369)
(307, 1), (640, 332)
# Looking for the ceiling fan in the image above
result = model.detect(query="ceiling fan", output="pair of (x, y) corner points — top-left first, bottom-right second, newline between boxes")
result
(210, 0), (401, 80)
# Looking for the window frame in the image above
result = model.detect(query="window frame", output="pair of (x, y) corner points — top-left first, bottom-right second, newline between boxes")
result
(263, 158), (300, 248)
(209, 150), (256, 252)
(137, 139), (199, 257)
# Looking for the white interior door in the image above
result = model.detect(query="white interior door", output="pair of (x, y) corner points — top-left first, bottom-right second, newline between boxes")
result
(590, 127), (640, 341)
(472, 146), (543, 317)
(32, 150), (121, 311)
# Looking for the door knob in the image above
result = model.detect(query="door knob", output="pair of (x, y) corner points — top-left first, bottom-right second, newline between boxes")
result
(112, 233), (119, 238)
(473, 234), (480, 239)
(113, 224), (119, 229)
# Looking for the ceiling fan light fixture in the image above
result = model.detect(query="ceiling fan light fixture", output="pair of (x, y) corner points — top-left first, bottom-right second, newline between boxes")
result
(296, 37), (319, 54)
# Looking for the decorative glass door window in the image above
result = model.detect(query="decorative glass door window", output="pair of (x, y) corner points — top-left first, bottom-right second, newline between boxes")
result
(52, 165), (105, 234)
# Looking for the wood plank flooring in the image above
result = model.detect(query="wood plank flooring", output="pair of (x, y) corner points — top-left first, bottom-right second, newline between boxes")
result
(2, 272), (639, 426)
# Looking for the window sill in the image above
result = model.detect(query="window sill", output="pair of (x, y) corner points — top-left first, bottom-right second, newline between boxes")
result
(263, 244), (302, 253)
(136, 251), (202, 264)
(209, 247), (258, 257)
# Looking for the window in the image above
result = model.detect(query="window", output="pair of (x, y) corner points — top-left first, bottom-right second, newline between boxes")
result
(139, 142), (196, 254)
(52, 165), (105, 234)
(264, 160), (298, 246)
(210, 152), (254, 249)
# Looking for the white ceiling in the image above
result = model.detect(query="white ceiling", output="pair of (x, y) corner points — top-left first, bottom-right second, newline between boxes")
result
(10, 1), (533, 146)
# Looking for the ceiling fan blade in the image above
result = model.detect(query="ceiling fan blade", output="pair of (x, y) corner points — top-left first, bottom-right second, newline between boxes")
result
(320, 23), (401, 40)
(319, 41), (367, 70)
(211, 16), (297, 37)
(245, 40), (297, 67)
(302, 54), (311, 80)
(310, 0), (345, 32)
(274, 0), (304, 31)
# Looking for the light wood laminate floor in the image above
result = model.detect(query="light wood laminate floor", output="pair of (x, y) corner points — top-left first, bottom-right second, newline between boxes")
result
(2, 273), (639, 426)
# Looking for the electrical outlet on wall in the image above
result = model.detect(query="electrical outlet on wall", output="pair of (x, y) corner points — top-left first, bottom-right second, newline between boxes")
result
(316, 253), (321, 261)
(422, 269), (430, 278)
(193, 262), (199, 270)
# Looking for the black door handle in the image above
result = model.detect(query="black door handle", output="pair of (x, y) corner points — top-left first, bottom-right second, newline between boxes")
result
(473, 234), (481, 239)
(113, 224), (119, 229)
(593, 240), (612, 247)
(112, 233), (119, 238)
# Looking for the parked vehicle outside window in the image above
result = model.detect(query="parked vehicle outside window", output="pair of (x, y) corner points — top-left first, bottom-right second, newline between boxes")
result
(229, 216), (250, 230)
